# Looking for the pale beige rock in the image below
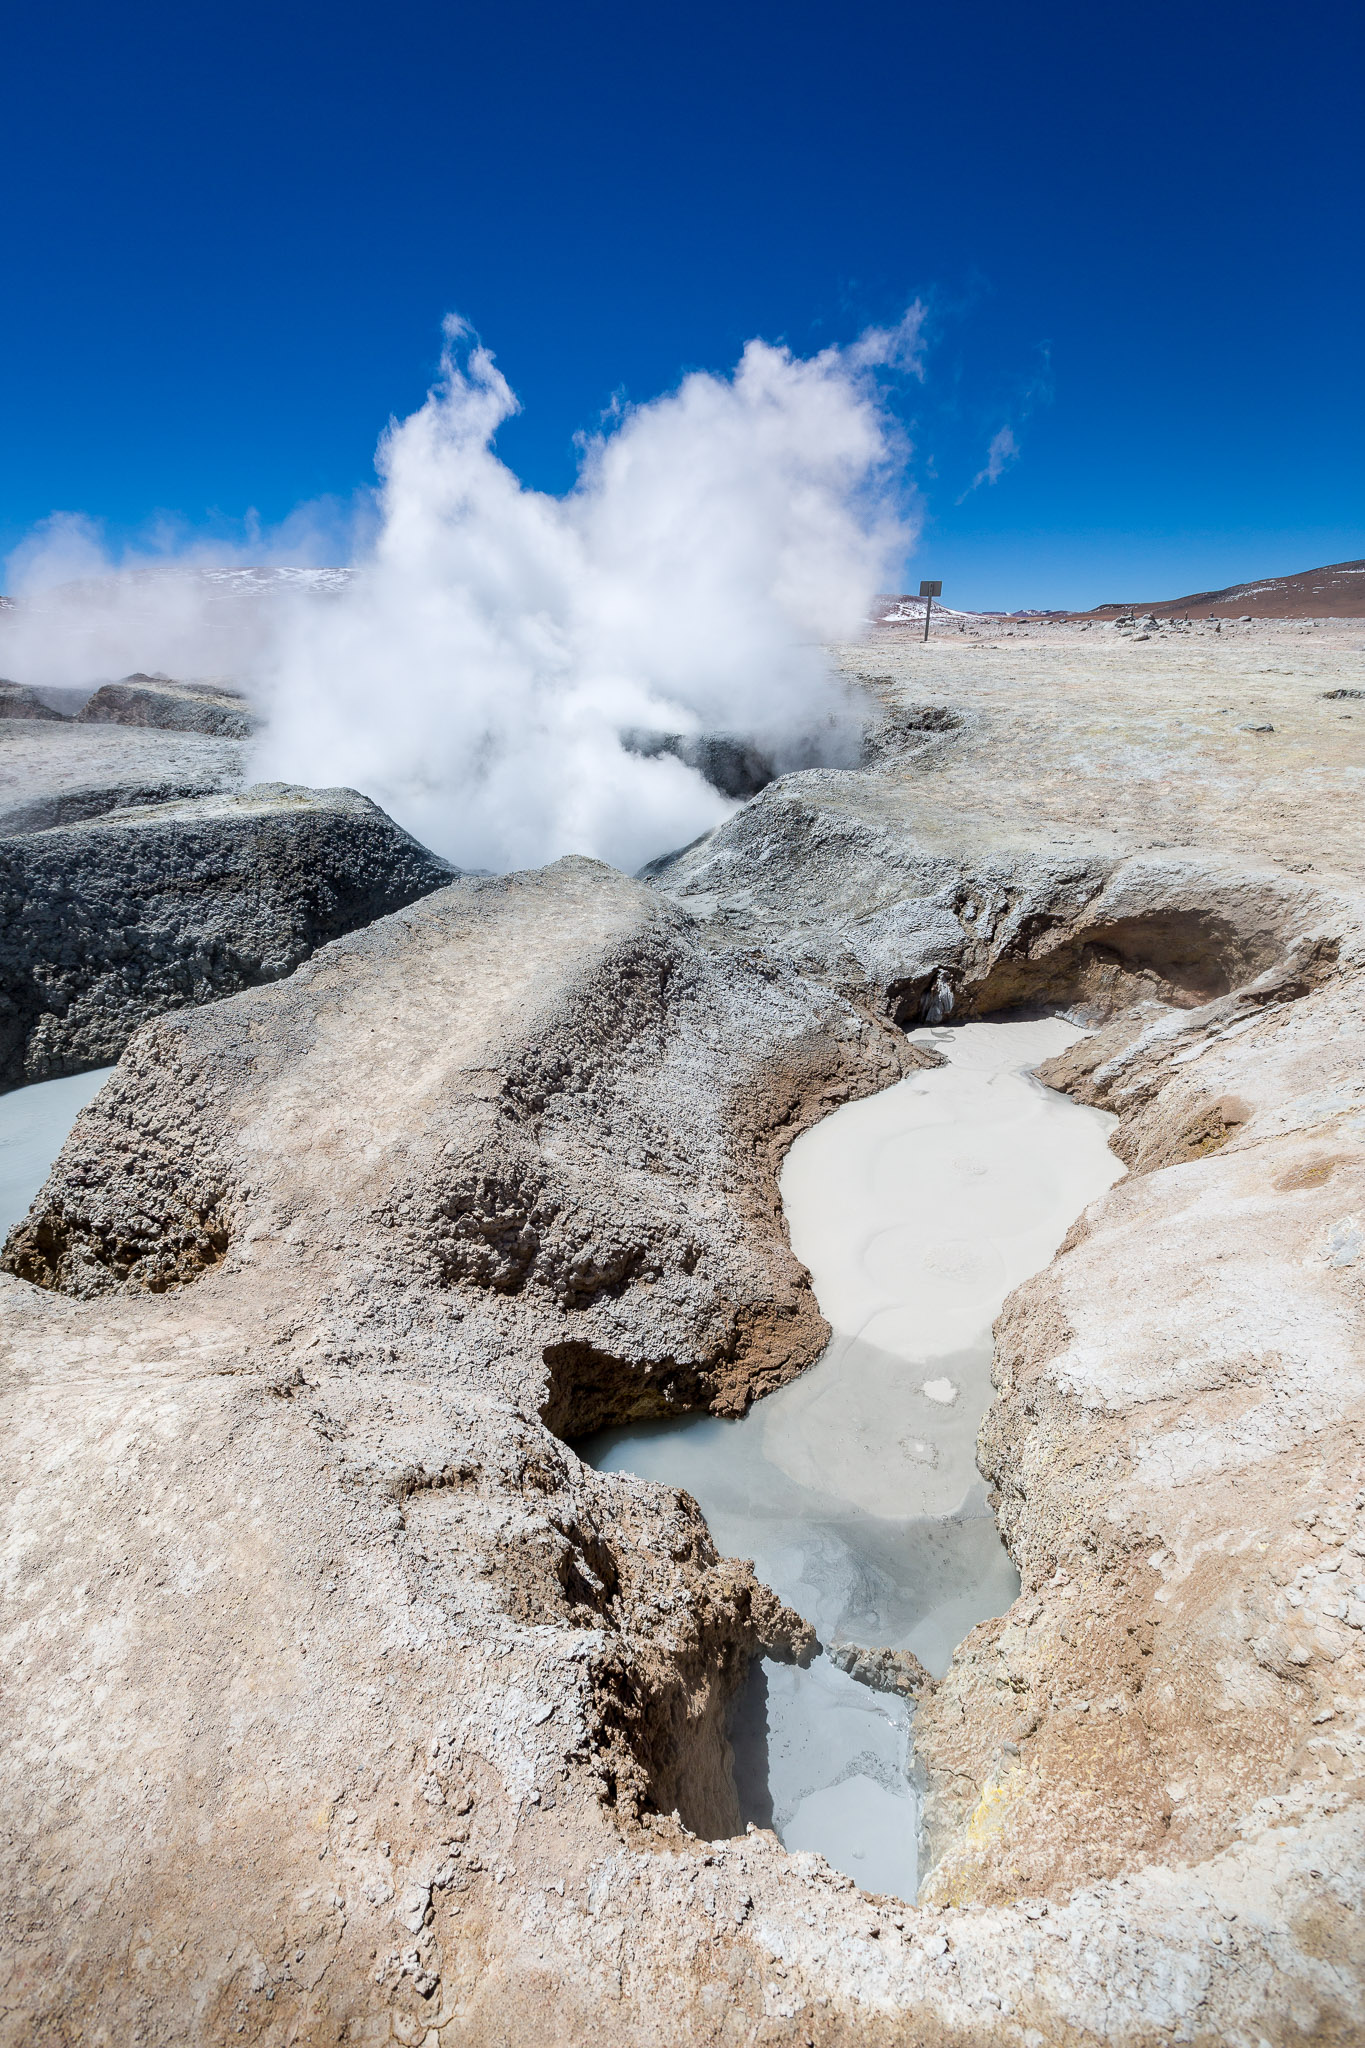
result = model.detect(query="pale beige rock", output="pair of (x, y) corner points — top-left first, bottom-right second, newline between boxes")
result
(916, 960), (1365, 1910)
(2, 626), (1365, 2044)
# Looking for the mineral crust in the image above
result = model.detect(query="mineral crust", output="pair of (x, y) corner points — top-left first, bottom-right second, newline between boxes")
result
(1, 621), (1363, 2043)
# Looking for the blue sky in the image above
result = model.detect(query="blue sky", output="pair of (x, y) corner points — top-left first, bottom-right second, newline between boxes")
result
(4, 0), (1361, 610)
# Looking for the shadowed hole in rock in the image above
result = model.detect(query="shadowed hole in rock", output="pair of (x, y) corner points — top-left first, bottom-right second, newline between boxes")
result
(914, 918), (1339, 1034)
(620, 729), (777, 800)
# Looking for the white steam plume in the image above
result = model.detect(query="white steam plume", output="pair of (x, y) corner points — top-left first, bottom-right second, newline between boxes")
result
(4, 314), (922, 873)
(256, 317), (921, 871)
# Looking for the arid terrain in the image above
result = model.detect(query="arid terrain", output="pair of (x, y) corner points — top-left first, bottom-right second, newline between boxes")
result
(1, 619), (1363, 2045)
(1066, 556), (1365, 621)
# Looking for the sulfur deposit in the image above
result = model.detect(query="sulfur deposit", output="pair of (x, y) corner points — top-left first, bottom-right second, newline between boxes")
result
(1, 619), (1363, 2044)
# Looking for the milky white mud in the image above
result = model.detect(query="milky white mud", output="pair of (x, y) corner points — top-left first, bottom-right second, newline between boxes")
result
(586, 1016), (1123, 1898)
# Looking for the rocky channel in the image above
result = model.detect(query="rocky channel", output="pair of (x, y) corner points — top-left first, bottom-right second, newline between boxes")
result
(1, 624), (1363, 2044)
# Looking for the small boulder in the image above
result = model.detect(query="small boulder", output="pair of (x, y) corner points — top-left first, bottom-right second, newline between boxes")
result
(828, 1642), (933, 1697)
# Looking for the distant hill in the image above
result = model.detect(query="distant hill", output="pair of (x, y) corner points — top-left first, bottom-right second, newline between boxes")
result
(1077, 558), (1365, 620)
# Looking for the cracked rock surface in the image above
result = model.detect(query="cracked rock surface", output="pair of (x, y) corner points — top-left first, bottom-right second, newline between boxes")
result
(2, 622), (1364, 2044)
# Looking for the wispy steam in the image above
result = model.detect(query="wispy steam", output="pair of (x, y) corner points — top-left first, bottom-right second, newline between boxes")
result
(958, 423), (1019, 501)
(3, 315), (923, 873)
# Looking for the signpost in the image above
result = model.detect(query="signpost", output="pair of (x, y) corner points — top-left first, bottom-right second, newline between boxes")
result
(919, 579), (942, 642)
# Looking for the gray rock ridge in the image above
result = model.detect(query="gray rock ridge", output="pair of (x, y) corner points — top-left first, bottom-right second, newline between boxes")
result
(77, 671), (260, 738)
(649, 767), (1350, 1028)
(0, 713), (245, 834)
(0, 783), (456, 1090)
(0, 680), (67, 721)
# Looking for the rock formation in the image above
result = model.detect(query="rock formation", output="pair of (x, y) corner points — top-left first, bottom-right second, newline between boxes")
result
(0, 680), (68, 721)
(77, 672), (261, 738)
(915, 961), (1365, 1913)
(0, 785), (454, 1087)
(0, 708), (246, 833)
(827, 1643), (934, 1698)
(1, 620), (1363, 2042)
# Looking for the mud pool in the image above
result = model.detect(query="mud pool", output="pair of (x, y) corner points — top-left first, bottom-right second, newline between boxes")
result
(582, 1016), (1124, 1898)
(0, 1036), (1124, 1903)
(0, 1068), (114, 1237)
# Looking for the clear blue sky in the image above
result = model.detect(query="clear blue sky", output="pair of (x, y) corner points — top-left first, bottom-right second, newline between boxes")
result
(4, 0), (1361, 610)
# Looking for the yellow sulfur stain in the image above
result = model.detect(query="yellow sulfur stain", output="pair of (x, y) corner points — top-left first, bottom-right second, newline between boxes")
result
(920, 1771), (1029, 1910)
(965, 1767), (1022, 1851)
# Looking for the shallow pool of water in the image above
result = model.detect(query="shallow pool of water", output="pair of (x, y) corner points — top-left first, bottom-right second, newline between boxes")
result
(0, 1068), (115, 1237)
(581, 1016), (1123, 1898)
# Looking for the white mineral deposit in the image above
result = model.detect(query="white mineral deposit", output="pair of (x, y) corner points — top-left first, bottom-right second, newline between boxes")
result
(585, 1015), (1123, 1896)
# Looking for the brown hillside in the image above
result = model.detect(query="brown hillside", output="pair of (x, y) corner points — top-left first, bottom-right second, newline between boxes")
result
(1078, 555), (1365, 619)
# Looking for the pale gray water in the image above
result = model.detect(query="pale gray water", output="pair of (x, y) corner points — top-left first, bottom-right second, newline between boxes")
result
(0, 1068), (115, 1235)
(582, 1017), (1123, 1899)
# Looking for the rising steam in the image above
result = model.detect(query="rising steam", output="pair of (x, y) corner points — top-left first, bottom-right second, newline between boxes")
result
(3, 314), (923, 873)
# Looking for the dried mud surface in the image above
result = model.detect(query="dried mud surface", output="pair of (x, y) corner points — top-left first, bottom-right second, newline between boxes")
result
(2, 622), (1364, 2045)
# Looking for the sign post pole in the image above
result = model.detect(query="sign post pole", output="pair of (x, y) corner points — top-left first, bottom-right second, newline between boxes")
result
(919, 579), (942, 643)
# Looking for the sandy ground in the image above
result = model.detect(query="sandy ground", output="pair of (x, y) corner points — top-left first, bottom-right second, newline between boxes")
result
(841, 616), (1365, 885)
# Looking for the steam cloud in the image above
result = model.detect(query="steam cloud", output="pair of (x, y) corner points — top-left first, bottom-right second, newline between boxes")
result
(958, 424), (1019, 503)
(3, 314), (923, 873)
